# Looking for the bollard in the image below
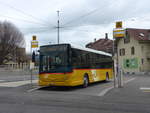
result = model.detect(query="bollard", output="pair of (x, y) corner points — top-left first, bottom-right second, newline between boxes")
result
(30, 69), (33, 86)
(118, 68), (123, 88)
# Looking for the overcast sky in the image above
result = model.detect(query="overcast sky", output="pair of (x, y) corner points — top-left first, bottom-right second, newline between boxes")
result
(0, 0), (150, 52)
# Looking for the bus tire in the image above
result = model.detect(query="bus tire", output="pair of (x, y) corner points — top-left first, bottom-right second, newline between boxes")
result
(106, 72), (109, 81)
(83, 75), (89, 88)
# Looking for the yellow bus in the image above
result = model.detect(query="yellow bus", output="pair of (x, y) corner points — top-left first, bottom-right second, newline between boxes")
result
(39, 44), (113, 87)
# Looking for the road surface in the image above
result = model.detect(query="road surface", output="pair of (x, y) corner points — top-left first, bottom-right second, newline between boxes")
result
(0, 71), (150, 113)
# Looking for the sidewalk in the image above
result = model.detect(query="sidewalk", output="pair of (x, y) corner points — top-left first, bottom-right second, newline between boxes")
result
(0, 79), (38, 87)
(0, 68), (38, 76)
(103, 74), (150, 113)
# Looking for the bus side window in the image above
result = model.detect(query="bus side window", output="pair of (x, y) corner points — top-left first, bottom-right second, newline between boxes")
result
(72, 49), (78, 67)
(55, 56), (62, 64)
(43, 56), (48, 71)
(48, 57), (52, 69)
(40, 55), (44, 72)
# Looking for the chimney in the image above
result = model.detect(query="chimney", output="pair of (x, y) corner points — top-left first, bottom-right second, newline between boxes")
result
(105, 33), (108, 39)
(94, 38), (96, 42)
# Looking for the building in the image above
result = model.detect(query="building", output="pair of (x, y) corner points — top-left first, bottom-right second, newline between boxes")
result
(86, 33), (113, 54)
(117, 28), (150, 74)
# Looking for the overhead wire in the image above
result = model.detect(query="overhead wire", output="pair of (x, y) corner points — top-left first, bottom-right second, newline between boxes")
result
(22, 28), (54, 35)
(0, 1), (119, 36)
(0, 1), (55, 27)
(61, 27), (90, 33)
(20, 26), (55, 30)
(61, 1), (118, 29)
(60, 9), (107, 34)
(21, 25), (56, 33)
(0, 14), (51, 27)
(59, 2), (122, 40)
(62, 8), (104, 28)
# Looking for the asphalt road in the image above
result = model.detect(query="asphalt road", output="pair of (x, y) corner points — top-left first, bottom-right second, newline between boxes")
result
(0, 71), (150, 113)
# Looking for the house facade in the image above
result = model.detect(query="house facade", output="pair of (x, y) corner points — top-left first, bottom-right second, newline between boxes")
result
(117, 28), (150, 73)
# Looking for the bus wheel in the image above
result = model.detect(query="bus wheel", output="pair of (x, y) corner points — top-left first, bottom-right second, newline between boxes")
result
(106, 72), (109, 81)
(83, 75), (89, 88)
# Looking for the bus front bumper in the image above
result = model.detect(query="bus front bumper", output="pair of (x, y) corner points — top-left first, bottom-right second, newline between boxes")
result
(38, 80), (80, 87)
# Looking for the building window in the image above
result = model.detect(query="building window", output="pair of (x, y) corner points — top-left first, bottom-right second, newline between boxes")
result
(131, 47), (135, 55)
(124, 31), (130, 44)
(126, 59), (130, 68)
(122, 49), (125, 56)
(119, 49), (122, 56)
(141, 58), (144, 65)
(119, 48), (125, 56)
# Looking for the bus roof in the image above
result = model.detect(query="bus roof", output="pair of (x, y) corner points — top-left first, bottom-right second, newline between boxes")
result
(71, 44), (112, 57)
(40, 43), (112, 57)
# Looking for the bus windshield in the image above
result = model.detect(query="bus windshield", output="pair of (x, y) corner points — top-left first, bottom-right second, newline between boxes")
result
(39, 44), (71, 73)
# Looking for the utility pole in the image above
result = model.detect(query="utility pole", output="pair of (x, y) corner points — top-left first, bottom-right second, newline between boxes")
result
(57, 10), (60, 44)
(113, 21), (125, 88)
(113, 36), (118, 88)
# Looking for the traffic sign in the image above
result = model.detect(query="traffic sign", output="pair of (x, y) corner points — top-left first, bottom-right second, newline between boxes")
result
(113, 28), (125, 38)
(32, 35), (37, 40)
(116, 21), (122, 28)
(31, 41), (38, 48)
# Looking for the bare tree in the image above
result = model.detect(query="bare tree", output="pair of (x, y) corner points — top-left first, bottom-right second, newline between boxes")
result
(0, 21), (25, 65)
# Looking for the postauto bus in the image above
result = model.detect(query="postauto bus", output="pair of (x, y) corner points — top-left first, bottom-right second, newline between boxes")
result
(39, 44), (113, 87)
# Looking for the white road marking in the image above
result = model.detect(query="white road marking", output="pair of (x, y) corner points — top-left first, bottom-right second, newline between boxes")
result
(140, 87), (150, 90)
(98, 86), (113, 96)
(27, 86), (42, 92)
(140, 87), (150, 92)
(124, 78), (136, 84)
(98, 77), (136, 96)
(0, 80), (38, 87)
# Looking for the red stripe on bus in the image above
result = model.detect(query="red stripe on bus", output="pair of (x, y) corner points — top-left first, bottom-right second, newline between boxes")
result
(40, 72), (73, 75)
(74, 68), (111, 70)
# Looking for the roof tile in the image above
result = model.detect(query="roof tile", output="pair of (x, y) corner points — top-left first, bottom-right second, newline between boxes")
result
(127, 28), (150, 41)
(86, 38), (113, 53)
